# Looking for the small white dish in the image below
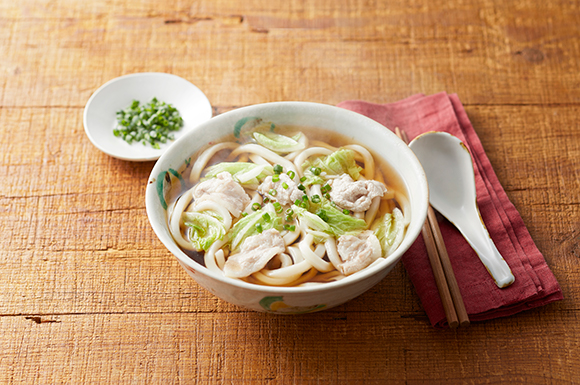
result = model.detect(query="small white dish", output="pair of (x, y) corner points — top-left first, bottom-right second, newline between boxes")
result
(83, 72), (212, 161)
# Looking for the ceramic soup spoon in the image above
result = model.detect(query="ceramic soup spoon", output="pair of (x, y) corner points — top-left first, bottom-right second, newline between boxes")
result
(409, 132), (515, 288)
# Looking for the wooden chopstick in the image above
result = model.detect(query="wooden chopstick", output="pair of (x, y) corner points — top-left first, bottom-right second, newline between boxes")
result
(395, 127), (470, 328)
(426, 205), (470, 327)
(421, 211), (459, 328)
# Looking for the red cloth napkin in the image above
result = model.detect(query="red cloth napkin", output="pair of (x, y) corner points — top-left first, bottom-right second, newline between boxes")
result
(338, 92), (563, 328)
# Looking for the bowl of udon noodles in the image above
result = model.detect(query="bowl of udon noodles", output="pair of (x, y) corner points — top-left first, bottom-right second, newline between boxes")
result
(146, 101), (428, 314)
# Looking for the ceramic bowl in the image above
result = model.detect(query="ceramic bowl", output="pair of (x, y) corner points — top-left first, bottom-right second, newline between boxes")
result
(83, 72), (212, 161)
(146, 102), (428, 314)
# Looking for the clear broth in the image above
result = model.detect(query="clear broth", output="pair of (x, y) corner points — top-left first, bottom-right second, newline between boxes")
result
(166, 125), (409, 279)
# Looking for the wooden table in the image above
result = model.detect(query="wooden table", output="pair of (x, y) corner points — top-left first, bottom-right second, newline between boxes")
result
(2, 0), (579, 383)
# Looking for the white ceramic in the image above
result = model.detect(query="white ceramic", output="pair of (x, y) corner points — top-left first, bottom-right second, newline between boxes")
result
(408, 131), (515, 288)
(146, 102), (429, 313)
(83, 72), (212, 161)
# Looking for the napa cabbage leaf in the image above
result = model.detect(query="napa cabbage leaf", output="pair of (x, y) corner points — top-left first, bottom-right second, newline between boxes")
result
(371, 208), (405, 257)
(292, 197), (367, 240)
(183, 212), (226, 252)
(302, 148), (362, 180)
(253, 131), (305, 153)
(228, 204), (284, 251)
(202, 162), (273, 185)
(317, 199), (367, 235)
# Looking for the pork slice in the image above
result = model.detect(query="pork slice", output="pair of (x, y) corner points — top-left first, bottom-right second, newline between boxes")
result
(257, 173), (304, 206)
(336, 230), (382, 275)
(223, 229), (286, 278)
(329, 174), (386, 212)
(194, 172), (251, 217)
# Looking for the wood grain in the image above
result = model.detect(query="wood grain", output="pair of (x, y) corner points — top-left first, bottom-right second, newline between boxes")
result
(1, 1), (579, 107)
(2, 311), (579, 384)
(1, 0), (579, 383)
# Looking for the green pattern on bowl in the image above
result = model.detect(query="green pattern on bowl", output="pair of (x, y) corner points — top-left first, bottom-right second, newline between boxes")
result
(156, 168), (185, 211)
(259, 296), (326, 314)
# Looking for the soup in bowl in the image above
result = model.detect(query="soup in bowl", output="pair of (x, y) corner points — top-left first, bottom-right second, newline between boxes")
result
(146, 102), (428, 314)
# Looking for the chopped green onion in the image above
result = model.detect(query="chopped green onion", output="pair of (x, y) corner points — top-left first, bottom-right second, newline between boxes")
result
(302, 195), (308, 201)
(269, 188), (277, 196)
(286, 209), (294, 216)
(273, 164), (283, 174)
(311, 167), (322, 176)
(284, 224), (296, 232)
(262, 213), (271, 222)
(300, 176), (307, 183)
(263, 196), (270, 204)
(317, 209), (329, 222)
(273, 202), (283, 213)
(324, 193), (331, 200)
(252, 202), (261, 211)
(298, 184), (306, 191)
(255, 223), (263, 233)
(272, 174), (280, 183)
(114, 97), (183, 148)
(242, 212), (249, 217)
(311, 194), (321, 204)
(321, 184), (332, 193)
(342, 209), (350, 215)
(287, 170), (295, 180)
(282, 182), (289, 189)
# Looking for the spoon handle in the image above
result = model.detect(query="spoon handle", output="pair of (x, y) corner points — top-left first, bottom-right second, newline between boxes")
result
(456, 208), (515, 288)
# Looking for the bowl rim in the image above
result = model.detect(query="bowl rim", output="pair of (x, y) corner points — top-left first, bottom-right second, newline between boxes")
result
(146, 101), (428, 294)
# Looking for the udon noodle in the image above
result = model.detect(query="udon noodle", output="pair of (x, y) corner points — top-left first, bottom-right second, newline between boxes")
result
(166, 120), (410, 287)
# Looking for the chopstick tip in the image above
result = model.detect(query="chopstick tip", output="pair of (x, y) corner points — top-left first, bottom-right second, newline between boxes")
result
(394, 127), (410, 144)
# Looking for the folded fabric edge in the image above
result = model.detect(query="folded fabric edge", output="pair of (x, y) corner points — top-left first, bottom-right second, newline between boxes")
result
(338, 93), (564, 328)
